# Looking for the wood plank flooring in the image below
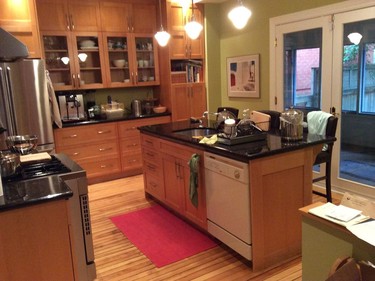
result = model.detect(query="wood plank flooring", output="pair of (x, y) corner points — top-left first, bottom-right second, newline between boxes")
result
(89, 175), (333, 281)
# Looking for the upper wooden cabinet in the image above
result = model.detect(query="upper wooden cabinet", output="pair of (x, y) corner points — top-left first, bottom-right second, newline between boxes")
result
(100, 0), (156, 34)
(0, 0), (42, 58)
(36, 0), (101, 32)
(167, 1), (204, 59)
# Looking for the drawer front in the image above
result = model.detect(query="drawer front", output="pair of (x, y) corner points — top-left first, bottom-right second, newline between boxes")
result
(145, 173), (165, 200)
(120, 136), (141, 153)
(143, 159), (162, 178)
(118, 116), (171, 139)
(141, 134), (160, 150)
(121, 152), (142, 171)
(55, 123), (118, 147)
(78, 157), (121, 178)
(142, 147), (160, 164)
(59, 141), (119, 161)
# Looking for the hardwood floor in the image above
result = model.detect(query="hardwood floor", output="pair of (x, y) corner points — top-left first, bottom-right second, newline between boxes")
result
(89, 175), (333, 281)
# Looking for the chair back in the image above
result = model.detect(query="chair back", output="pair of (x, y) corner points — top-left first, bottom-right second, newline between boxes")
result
(325, 116), (338, 152)
(217, 107), (239, 118)
(258, 110), (281, 129)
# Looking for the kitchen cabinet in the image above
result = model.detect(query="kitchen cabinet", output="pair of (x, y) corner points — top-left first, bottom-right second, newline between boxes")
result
(167, 1), (204, 59)
(141, 134), (165, 201)
(54, 122), (121, 183)
(100, 0), (156, 34)
(36, 0), (101, 32)
(118, 116), (170, 176)
(40, 31), (106, 90)
(171, 82), (206, 121)
(102, 33), (160, 87)
(0, 200), (74, 280)
(141, 136), (207, 229)
(0, 0), (42, 58)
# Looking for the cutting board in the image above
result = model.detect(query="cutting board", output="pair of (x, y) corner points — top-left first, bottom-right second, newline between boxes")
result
(250, 111), (271, 131)
(20, 152), (51, 163)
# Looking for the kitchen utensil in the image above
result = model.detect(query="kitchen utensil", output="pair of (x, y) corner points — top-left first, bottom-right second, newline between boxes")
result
(0, 151), (20, 177)
(6, 135), (38, 155)
(280, 107), (304, 141)
(131, 99), (143, 117)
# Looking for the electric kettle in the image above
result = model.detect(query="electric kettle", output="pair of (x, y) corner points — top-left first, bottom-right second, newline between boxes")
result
(131, 99), (142, 117)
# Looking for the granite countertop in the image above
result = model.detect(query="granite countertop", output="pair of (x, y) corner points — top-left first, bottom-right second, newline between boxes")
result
(60, 112), (170, 128)
(138, 119), (336, 162)
(0, 154), (84, 212)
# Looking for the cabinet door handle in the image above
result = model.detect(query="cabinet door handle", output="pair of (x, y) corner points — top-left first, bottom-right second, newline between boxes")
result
(64, 134), (77, 139)
(66, 14), (70, 30)
(135, 72), (138, 84)
(99, 147), (112, 152)
(72, 152), (80, 156)
(77, 73), (81, 88)
(72, 74), (76, 88)
(189, 45), (192, 57)
(97, 130), (111, 134)
(185, 45), (188, 57)
(70, 14), (75, 30)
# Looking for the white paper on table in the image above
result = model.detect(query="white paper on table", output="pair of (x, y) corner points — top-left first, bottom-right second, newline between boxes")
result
(347, 220), (375, 246)
(308, 202), (370, 227)
(325, 204), (362, 222)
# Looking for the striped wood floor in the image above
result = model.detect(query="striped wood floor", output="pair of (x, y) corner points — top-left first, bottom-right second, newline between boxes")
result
(89, 175), (331, 281)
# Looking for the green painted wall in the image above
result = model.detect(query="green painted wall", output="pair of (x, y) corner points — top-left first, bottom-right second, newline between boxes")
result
(205, 0), (344, 115)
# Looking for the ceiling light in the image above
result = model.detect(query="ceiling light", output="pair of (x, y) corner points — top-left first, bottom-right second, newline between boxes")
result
(61, 57), (70, 65)
(228, 0), (252, 30)
(347, 32), (362, 45)
(184, 0), (203, 40)
(155, 0), (171, 47)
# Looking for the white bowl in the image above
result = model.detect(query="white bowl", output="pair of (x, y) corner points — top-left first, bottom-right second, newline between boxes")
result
(112, 59), (126, 68)
(153, 106), (167, 114)
(80, 40), (95, 48)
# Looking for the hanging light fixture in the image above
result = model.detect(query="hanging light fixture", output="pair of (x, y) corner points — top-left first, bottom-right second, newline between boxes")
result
(155, 0), (171, 47)
(347, 32), (362, 45)
(228, 0), (252, 30)
(184, 0), (203, 40)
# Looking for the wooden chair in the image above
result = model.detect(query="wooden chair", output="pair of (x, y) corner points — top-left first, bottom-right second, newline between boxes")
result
(312, 116), (338, 202)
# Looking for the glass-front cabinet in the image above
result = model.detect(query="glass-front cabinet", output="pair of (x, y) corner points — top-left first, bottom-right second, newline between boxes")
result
(103, 33), (159, 87)
(41, 31), (106, 91)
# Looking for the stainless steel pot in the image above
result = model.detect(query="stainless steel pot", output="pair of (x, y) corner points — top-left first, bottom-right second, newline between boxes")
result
(280, 108), (304, 141)
(0, 152), (20, 177)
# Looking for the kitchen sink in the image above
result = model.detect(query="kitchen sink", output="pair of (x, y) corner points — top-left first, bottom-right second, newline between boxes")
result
(173, 128), (218, 138)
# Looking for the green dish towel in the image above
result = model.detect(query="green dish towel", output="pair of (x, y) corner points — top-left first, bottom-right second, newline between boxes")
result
(188, 153), (200, 208)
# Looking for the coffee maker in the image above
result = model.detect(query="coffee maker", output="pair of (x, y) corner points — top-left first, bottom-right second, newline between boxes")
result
(58, 94), (85, 122)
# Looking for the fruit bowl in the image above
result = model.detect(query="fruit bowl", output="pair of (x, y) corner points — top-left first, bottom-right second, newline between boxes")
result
(6, 135), (38, 155)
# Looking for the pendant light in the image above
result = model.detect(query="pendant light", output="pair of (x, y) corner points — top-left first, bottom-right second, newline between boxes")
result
(347, 32), (362, 45)
(155, 0), (170, 47)
(184, 0), (203, 40)
(228, 0), (252, 30)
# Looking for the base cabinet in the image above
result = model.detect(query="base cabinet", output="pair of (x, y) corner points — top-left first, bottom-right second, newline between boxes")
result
(0, 200), (74, 281)
(141, 133), (207, 229)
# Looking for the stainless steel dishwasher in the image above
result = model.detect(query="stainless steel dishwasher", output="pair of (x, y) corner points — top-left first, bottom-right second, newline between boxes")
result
(204, 152), (252, 260)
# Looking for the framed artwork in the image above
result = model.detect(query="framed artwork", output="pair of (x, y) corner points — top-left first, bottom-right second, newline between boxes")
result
(227, 54), (260, 98)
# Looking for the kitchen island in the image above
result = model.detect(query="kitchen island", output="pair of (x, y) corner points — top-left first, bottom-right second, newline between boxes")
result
(139, 119), (335, 272)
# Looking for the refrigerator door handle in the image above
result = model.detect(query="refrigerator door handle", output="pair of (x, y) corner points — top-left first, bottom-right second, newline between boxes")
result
(4, 66), (17, 135)
(0, 66), (16, 136)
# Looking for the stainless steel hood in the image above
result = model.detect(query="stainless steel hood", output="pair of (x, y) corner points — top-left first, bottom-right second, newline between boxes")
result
(0, 28), (29, 62)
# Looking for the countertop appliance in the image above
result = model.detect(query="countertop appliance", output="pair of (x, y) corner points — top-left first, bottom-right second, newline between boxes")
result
(58, 94), (85, 121)
(0, 28), (54, 153)
(2, 154), (96, 280)
(204, 152), (252, 260)
(131, 99), (142, 117)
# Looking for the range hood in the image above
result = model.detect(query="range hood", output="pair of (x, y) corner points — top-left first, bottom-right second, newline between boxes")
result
(0, 28), (29, 62)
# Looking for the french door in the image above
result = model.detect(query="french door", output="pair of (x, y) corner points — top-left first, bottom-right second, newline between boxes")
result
(271, 4), (375, 199)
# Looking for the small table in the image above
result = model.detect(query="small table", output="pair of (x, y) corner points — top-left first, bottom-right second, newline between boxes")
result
(299, 202), (375, 281)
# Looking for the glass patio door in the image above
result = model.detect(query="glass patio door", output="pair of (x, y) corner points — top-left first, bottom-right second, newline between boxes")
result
(274, 16), (333, 182)
(332, 7), (375, 194)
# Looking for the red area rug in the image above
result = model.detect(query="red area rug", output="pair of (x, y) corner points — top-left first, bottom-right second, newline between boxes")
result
(110, 204), (217, 268)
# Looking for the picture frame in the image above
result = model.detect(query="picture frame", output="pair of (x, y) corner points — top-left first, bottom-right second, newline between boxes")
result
(227, 54), (260, 98)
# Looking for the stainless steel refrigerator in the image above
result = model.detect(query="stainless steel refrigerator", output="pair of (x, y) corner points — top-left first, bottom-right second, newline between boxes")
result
(0, 28), (54, 152)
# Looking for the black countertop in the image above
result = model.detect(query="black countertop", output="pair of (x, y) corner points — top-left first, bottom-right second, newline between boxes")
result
(0, 154), (85, 212)
(60, 112), (170, 128)
(139, 119), (336, 163)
